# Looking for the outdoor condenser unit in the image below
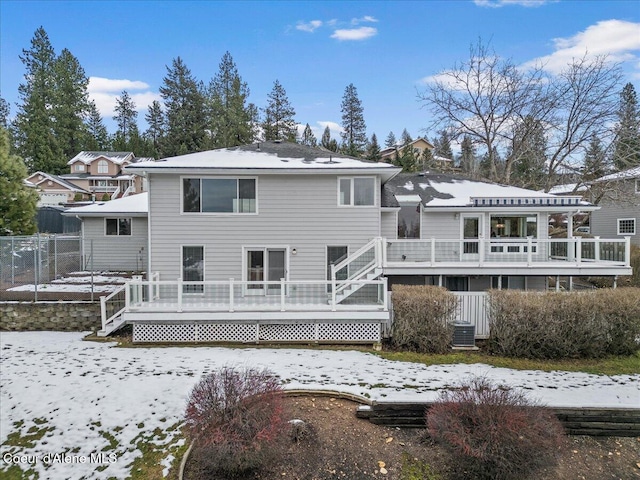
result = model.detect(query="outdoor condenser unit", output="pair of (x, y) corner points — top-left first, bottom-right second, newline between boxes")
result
(452, 324), (476, 347)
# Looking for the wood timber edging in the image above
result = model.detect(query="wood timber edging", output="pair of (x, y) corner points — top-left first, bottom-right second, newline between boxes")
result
(356, 402), (640, 437)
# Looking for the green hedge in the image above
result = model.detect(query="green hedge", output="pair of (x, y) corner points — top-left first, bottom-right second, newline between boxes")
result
(391, 285), (457, 354)
(488, 288), (640, 359)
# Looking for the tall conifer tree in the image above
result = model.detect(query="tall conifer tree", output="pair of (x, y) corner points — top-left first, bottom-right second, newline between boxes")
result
(14, 27), (62, 173)
(612, 82), (640, 170)
(207, 52), (256, 148)
(159, 57), (206, 157)
(262, 80), (296, 141)
(340, 83), (367, 157)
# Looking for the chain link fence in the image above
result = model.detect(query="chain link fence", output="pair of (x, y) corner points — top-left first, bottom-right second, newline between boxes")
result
(0, 234), (126, 301)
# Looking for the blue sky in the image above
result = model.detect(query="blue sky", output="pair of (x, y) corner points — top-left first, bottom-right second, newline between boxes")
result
(1, 0), (639, 145)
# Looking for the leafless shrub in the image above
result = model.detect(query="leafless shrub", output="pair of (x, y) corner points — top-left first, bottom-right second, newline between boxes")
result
(427, 376), (565, 480)
(391, 285), (457, 353)
(184, 365), (285, 477)
(489, 288), (640, 359)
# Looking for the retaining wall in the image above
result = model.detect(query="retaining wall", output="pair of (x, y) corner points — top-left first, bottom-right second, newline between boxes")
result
(0, 302), (101, 332)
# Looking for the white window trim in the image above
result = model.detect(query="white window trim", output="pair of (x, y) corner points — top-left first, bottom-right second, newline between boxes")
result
(97, 160), (109, 174)
(617, 218), (636, 236)
(180, 176), (259, 215)
(74, 163), (85, 172)
(104, 217), (132, 236)
(337, 176), (377, 207)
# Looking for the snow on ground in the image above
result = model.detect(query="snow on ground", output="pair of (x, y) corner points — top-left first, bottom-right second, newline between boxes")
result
(7, 283), (121, 293)
(1, 332), (638, 479)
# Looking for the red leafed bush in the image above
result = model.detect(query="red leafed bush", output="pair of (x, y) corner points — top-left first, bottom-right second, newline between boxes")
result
(184, 365), (285, 477)
(426, 376), (565, 480)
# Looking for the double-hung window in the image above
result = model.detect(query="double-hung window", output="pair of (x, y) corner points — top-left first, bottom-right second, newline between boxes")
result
(105, 218), (131, 236)
(338, 177), (375, 206)
(183, 178), (256, 213)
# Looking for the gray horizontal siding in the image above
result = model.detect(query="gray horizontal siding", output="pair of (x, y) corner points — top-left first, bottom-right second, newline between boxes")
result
(381, 211), (397, 240)
(149, 174), (381, 281)
(82, 217), (148, 271)
(421, 212), (459, 239)
(591, 194), (639, 246)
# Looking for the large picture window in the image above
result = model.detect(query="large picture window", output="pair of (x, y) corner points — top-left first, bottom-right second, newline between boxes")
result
(490, 215), (537, 238)
(183, 178), (256, 213)
(105, 218), (131, 236)
(338, 177), (375, 206)
(97, 160), (109, 174)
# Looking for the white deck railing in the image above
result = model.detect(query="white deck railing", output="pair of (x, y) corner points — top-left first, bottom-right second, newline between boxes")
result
(384, 236), (630, 267)
(123, 277), (388, 314)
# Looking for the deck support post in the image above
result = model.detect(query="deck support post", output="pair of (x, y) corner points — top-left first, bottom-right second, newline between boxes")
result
(479, 237), (485, 266)
(625, 237), (631, 267)
(100, 296), (107, 331)
(575, 237), (582, 266)
(280, 278), (286, 312)
(229, 278), (234, 312)
(383, 277), (389, 311)
(430, 237), (436, 263)
(527, 236), (533, 266)
(594, 237), (601, 262)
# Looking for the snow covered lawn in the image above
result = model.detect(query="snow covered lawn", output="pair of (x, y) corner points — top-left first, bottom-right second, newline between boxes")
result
(1, 332), (638, 479)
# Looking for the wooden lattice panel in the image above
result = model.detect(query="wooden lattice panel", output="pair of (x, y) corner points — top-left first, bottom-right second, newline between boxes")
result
(196, 323), (256, 342)
(318, 322), (380, 342)
(133, 324), (196, 342)
(258, 323), (316, 341)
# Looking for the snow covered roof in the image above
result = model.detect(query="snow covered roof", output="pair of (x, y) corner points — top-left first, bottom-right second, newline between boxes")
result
(67, 151), (135, 166)
(26, 171), (89, 193)
(383, 172), (593, 210)
(547, 183), (588, 195)
(63, 192), (148, 217)
(593, 166), (640, 182)
(126, 141), (400, 180)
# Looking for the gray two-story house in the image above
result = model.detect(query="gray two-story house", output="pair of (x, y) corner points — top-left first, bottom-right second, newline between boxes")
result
(95, 141), (631, 343)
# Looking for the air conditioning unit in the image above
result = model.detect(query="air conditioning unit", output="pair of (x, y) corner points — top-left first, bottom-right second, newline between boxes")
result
(453, 324), (476, 347)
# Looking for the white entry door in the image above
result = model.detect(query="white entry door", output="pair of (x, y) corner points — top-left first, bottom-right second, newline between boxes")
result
(461, 215), (482, 259)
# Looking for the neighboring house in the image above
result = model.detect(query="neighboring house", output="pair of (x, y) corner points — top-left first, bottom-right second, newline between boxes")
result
(61, 151), (152, 201)
(379, 137), (452, 169)
(24, 171), (90, 205)
(64, 193), (149, 271)
(589, 166), (640, 246)
(97, 141), (631, 342)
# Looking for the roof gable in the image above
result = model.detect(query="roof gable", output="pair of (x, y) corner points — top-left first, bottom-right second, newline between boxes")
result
(68, 151), (135, 166)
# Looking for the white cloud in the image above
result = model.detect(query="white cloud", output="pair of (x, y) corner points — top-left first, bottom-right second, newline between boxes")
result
(474, 0), (555, 7)
(296, 20), (323, 33)
(331, 26), (377, 41)
(351, 15), (378, 25)
(88, 77), (149, 93)
(88, 76), (160, 118)
(523, 20), (640, 74)
(295, 121), (343, 141)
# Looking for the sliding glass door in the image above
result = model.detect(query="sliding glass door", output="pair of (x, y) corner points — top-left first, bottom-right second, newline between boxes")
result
(246, 247), (286, 295)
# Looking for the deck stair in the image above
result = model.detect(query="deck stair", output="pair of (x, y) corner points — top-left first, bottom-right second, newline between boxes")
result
(332, 238), (383, 303)
(98, 285), (128, 336)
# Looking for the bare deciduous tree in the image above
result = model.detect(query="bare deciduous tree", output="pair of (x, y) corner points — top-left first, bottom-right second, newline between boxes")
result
(419, 40), (623, 190)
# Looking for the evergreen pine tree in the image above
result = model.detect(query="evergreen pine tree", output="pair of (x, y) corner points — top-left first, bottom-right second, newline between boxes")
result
(159, 57), (206, 157)
(85, 100), (109, 150)
(262, 80), (296, 142)
(365, 133), (381, 161)
(433, 130), (453, 160)
(384, 131), (396, 148)
(144, 100), (165, 158)
(112, 90), (138, 149)
(321, 126), (332, 150)
(14, 27), (63, 173)
(0, 128), (38, 235)
(0, 98), (9, 129)
(612, 82), (640, 170)
(459, 135), (476, 176)
(340, 83), (367, 157)
(207, 52), (255, 148)
(400, 128), (413, 145)
(582, 133), (609, 181)
(509, 116), (547, 189)
(52, 48), (91, 161)
(301, 123), (317, 147)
